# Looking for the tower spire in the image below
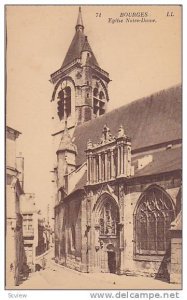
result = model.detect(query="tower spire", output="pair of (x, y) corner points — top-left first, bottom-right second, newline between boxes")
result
(75, 6), (84, 32)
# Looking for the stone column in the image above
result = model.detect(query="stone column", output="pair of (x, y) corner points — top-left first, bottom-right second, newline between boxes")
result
(107, 152), (111, 180)
(89, 155), (92, 184)
(81, 198), (89, 272)
(117, 146), (121, 177)
(86, 154), (89, 184)
(110, 149), (115, 179)
(127, 146), (131, 177)
(121, 144), (124, 175)
(92, 156), (96, 183)
(104, 151), (108, 181)
(124, 146), (127, 177)
(98, 153), (102, 182)
(95, 155), (98, 182)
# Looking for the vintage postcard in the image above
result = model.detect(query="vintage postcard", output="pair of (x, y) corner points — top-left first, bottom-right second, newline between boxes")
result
(5, 4), (182, 293)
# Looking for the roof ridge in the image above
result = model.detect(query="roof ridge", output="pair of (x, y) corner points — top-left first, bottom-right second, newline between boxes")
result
(74, 84), (182, 131)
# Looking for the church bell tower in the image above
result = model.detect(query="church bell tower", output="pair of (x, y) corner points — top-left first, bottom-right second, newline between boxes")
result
(50, 7), (110, 135)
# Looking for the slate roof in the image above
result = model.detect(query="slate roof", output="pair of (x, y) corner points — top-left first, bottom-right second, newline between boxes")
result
(57, 126), (77, 154)
(134, 146), (182, 177)
(73, 85), (182, 166)
(70, 145), (182, 195)
(72, 169), (87, 193)
(61, 30), (99, 68)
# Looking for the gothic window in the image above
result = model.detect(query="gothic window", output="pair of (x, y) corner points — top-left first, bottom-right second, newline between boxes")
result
(57, 87), (71, 120)
(93, 88), (105, 116)
(65, 87), (71, 117)
(99, 91), (105, 100)
(93, 88), (98, 97)
(135, 187), (175, 256)
(99, 201), (119, 236)
(57, 90), (64, 120)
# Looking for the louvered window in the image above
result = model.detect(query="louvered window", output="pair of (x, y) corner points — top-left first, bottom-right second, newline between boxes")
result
(57, 87), (71, 120)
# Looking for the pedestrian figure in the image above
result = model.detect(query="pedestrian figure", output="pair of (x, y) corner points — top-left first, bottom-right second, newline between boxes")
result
(10, 263), (14, 272)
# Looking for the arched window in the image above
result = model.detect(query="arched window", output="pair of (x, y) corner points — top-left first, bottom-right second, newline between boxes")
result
(99, 201), (119, 236)
(93, 88), (98, 97)
(57, 87), (71, 120)
(93, 88), (105, 116)
(99, 91), (105, 100)
(57, 90), (64, 120)
(64, 87), (71, 117)
(134, 187), (175, 256)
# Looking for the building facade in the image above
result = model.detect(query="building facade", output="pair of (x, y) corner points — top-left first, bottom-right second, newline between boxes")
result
(6, 126), (26, 287)
(52, 8), (182, 284)
(20, 193), (48, 271)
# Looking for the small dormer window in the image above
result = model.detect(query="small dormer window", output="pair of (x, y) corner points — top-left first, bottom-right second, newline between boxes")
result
(87, 53), (90, 58)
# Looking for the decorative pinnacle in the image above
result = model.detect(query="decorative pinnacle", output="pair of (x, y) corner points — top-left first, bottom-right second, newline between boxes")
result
(87, 139), (93, 149)
(76, 6), (84, 32)
(118, 125), (126, 138)
(102, 124), (111, 141)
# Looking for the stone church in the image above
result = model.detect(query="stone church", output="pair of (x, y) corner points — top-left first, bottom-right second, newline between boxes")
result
(50, 8), (182, 284)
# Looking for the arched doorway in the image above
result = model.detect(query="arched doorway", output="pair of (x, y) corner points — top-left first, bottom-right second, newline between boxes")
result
(107, 244), (116, 273)
(93, 193), (120, 273)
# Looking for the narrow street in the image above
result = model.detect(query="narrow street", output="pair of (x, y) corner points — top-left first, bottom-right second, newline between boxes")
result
(15, 248), (181, 290)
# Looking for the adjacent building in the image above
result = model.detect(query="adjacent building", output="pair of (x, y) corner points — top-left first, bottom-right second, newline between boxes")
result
(51, 7), (182, 285)
(6, 126), (26, 287)
(20, 193), (48, 271)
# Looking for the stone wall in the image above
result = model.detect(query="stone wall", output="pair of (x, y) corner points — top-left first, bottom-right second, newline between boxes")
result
(55, 194), (83, 270)
(170, 236), (182, 284)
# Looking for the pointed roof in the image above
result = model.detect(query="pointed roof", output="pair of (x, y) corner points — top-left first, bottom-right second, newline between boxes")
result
(61, 8), (99, 68)
(57, 126), (77, 154)
(75, 7), (84, 31)
(82, 36), (92, 52)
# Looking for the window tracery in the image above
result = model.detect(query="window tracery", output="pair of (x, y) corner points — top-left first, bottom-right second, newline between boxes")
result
(135, 187), (175, 255)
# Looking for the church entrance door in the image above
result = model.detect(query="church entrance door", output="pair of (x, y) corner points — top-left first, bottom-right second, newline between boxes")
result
(107, 251), (116, 273)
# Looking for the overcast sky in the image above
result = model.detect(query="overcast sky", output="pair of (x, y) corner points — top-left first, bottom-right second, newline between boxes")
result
(6, 5), (181, 217)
